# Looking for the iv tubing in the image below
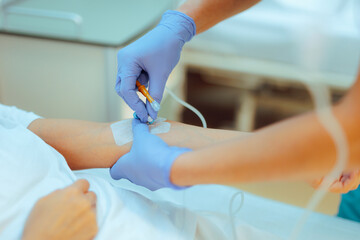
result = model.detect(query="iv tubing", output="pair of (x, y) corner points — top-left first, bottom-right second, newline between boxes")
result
(165, 86), (207, 128)
(288, 13), (349, 239)
(288, 83), (349, 240)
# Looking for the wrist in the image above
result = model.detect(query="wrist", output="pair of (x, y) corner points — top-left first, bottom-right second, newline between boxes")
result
(159, 10), (196, 42)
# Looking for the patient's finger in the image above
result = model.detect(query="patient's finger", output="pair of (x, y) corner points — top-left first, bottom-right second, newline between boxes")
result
(71, 179), (90, 193)
(84, 191), (97, 208)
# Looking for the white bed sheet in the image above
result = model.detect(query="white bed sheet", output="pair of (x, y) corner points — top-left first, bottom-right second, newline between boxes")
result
(83, 168), (360, 240)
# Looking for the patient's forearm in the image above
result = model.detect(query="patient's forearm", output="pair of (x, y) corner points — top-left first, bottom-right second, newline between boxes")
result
(28, 119), (246, 170)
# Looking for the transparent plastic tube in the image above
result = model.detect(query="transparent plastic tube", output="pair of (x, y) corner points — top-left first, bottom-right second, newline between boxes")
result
(165, 86), (207, 128)
(288, 12), (349, 240)
(288, 83), (348, 240)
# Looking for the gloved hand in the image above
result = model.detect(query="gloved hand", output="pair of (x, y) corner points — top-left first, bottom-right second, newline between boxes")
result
(110, 119), (191, 191)
(116, 10), (196, 123)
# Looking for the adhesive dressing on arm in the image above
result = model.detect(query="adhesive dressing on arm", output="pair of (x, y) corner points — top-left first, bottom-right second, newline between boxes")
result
(111, 117), (171, 146)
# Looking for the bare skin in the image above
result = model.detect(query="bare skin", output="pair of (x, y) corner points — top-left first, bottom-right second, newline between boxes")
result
(171, 71), (360, 187)
(312, 170), (360, 194)
(28, 99), (359, 194)
(28, 119), (247, 170)
(177, 0), (261, 34)
(26, 0), (262, 171)
(22, 180), (98, 240)
(169, 0), (360, 189)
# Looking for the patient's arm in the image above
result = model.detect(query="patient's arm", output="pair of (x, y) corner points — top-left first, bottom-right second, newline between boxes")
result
(28, 119), (247, 170)
(177, 0), (260, 34)
(171, 72), (360, 185)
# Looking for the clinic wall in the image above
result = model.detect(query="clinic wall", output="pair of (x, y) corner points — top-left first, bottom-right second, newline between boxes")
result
(0, 34), (111, 121)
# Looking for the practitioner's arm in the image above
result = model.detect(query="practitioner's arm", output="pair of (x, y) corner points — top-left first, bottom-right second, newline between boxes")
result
(108, 71), (360, 191)
(171, 73), (360, 186)
(28, 119), (246, 170)
(177, 0), (260, 34)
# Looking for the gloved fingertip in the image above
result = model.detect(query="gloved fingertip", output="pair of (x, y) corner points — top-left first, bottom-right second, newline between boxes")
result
(138, 71), (149, 87)
(148, 186), (160, 191)
(146, 101), (158, 121)
(133, 108), (148, 122)
(133, 112), (140, 120)
(148, 116), (155, 125)
(149, 111), (158, 122)
(115, 83), (121, 97)
(109, 163), (121, 180)
(140, 114), (149, 123)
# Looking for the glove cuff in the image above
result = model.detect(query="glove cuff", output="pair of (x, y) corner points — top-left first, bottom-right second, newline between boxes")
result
(164, 147), (192, 190)
(159, 10), (196, 42)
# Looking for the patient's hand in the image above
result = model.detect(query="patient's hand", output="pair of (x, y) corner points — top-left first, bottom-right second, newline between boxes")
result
(311, 170), (360, 194)
(22, 179), (98, 240)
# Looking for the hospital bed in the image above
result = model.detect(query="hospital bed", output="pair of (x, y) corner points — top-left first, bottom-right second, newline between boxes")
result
(81, 168), (360, 240)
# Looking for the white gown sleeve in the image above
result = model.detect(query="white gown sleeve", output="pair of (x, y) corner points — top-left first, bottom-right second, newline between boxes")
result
(0, 103), (42, 128)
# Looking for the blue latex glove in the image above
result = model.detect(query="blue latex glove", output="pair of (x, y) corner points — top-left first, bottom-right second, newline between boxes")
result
(110, 119), (191, 191)
(116, 10), (196, 123)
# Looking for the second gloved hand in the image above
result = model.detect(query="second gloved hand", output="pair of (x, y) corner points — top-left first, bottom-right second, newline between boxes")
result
(110, 119), (191, 191)
(116, 10), (196, 122)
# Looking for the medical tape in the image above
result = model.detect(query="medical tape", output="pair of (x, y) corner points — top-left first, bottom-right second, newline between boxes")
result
(111, 117), (171, 146)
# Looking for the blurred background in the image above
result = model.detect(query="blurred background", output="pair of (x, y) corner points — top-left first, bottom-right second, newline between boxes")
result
(0, 0), (359, 215)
